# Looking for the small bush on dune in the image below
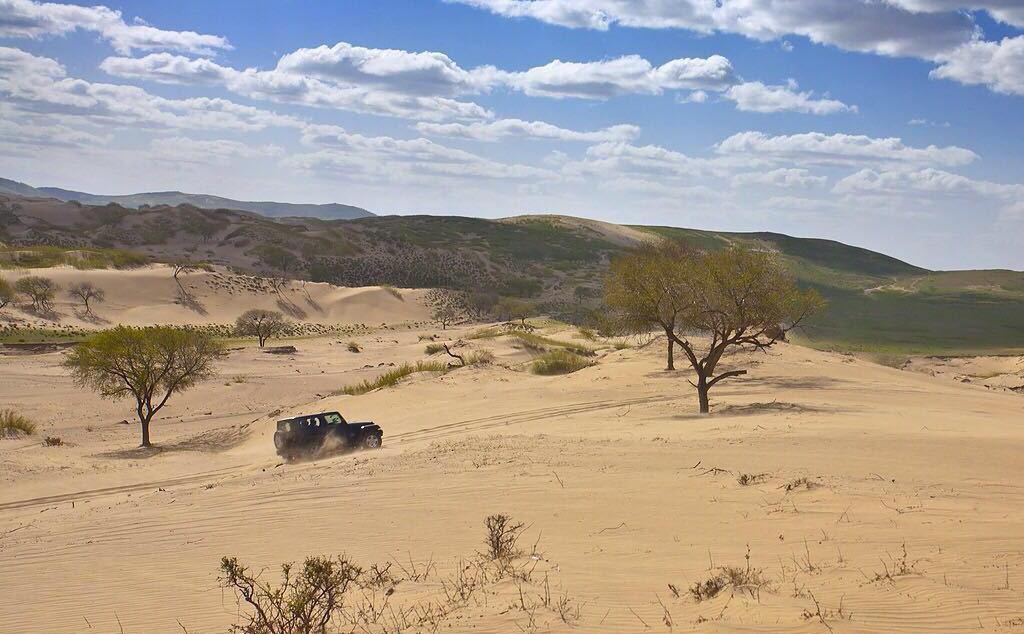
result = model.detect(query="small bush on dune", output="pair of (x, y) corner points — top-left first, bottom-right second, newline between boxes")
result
(425, 342), (446, 355)
(531, 350), (595, 375)
(346, 341), (362, 353)
(0, 409), (36, 437)
(336, 361), (448, 396)
(381, 285), (404, 301)
(465, 349), (494, 365)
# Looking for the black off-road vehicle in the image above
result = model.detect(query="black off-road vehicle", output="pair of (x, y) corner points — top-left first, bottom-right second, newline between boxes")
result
(274, 411), (383, 461)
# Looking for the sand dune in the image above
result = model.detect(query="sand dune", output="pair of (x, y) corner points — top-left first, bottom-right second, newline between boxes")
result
(0, 264), (431, 329)
(2, 320), (1024, 633)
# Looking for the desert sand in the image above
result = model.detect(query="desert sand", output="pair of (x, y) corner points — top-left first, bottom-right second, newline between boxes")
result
(2, 269), (1024, 633)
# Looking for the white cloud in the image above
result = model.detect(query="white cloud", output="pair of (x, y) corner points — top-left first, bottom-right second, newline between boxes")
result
(414, 118), (640, 142)
(678, 90), (708, 104)
(909, 118), (951, 127)
(100, 53), (492, 122)
(275, 42), (500, 97)
(833, 167), (1024, 200)
(716, 131), (977, 166)
(931, 36), (1024, 96)
(887, 1), (1024, 28)
(504, 54), (737, 99)
(0, 47), (302, 132)
(732, 168), (827, 188)
(447, 0), (979, 59)
(724, 81), (856, 114)
(0, 0), (230, 55)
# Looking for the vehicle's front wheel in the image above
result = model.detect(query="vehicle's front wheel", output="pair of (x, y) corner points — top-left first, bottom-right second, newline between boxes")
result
(363, 434), (382, 449)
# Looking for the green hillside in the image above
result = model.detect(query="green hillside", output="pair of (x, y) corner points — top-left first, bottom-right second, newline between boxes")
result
(2, 194), (1021, 354)
(639, 226), (1024, 354)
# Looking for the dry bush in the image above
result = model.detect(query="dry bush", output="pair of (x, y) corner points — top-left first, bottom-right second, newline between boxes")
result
(424, 342), (446, 355)
(783, 477), (819, 492)
(346, 341), (362, 353)
(484, 514), (525, 561)
(0, 409), (36, 437)
(689, 546), (768, 602)
(465, 350), (494, 365)
(381, 285), (403, 301)
(737, 472), (769, 486)
(869, 543), (918, 582)
(43, 436), (63, 446)
(531, 350), (595, 375)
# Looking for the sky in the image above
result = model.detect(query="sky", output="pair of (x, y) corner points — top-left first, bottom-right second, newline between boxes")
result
(1, 1), (1023, 270)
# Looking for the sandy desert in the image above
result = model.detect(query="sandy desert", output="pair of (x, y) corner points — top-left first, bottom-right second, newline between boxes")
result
(2, 266), (1023, 634)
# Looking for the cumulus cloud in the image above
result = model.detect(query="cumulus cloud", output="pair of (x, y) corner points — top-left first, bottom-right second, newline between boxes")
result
(446, 0), (979, 59)
(414, 118), (640, 142)
(833, 167), (1024, 200)
(724, 81), (856, 114)
(931, 36), (1024, 96)
(1, 47), (301, 132)
(100, 53), (492, 122)
(503, 54), (737, 99)
(716, 131), (978, 167)
(0, 0), (230, 55)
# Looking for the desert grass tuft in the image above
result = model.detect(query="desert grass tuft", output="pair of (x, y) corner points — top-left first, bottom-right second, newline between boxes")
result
(530, 350), (595, 375)
(425, 342), (446, 355)
(336, 361), (448, 396)
(0, 409), (36, 436)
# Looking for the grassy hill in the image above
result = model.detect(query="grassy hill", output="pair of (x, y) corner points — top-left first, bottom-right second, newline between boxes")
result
(1, 194), (1021, 354)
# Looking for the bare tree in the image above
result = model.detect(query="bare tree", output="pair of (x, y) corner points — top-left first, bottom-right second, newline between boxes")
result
(235, 309), (287, 347)
(606, 245), (824, 413)
(67, 281), (106, 315)
(62, 326), (223, 446)
(15, 275), (60, 313)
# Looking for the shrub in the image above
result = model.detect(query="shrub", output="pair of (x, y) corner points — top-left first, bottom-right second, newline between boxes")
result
(43, 436), (64, 446)
(484, 514), (525, 561)
(220, 555), (362, 634)
(346, 341), (362, 353)
(465, 349), (495, 365)
(0, 409), (36, 437)
(425, 342), (446, 355)
(531, 350), (595, 375)
(336, 361), (448, 396)
(381, 285), (404, 301)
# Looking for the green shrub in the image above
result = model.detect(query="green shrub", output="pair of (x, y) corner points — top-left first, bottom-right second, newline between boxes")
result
(0, 409), (36, 436)
(425, 342), (446, 355)
(465, 349), (495, 365)
(530, 350), (595, 375)
(336, 361), (448, 396)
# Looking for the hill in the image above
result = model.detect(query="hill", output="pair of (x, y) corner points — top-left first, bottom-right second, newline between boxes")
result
(1, 194), (1022, 354)
(0, 177), (373, 220)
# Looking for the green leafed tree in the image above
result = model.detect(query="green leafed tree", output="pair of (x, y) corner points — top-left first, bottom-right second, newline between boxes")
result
(235, 309), (287, 347)
(15, 275), (60, 313)
(606, 244), (824, 413)
(62, 326), (223, 446)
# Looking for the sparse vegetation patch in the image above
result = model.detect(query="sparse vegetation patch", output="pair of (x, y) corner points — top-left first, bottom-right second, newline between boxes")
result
(531, 350), (595, 375)
(0, 409), (36, 437)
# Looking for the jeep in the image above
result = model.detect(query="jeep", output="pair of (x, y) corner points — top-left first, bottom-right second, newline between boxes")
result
(273, 411), (383, 461)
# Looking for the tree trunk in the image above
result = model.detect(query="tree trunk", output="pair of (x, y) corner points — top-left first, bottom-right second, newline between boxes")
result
(697, 375), (710, 414)
(259, 334), (266, 347)
(140, 417), (152, 447)
(665, 333), (675, 370)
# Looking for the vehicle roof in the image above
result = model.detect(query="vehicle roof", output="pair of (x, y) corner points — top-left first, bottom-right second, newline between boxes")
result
(276, 411), (344, 423)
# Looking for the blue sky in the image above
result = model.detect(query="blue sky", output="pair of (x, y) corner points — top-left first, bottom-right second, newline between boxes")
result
(1, 0), (1023, 269)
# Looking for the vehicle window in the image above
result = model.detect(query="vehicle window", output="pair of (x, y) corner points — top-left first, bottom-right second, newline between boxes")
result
(324, 413), (342, 424)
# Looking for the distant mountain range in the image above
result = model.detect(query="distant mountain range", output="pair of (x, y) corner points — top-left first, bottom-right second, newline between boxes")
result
(0, 177), (374, 220)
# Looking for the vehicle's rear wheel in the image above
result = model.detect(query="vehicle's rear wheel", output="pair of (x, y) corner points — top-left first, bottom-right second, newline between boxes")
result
(364, 434), (382, 449)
